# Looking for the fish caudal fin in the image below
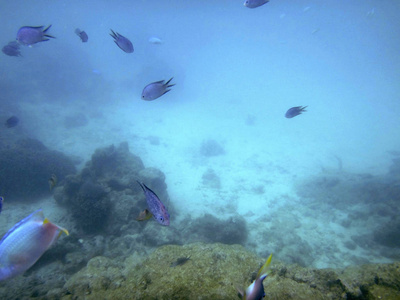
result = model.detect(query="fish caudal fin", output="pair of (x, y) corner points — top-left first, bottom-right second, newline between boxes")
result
(256, 253), (272, 280)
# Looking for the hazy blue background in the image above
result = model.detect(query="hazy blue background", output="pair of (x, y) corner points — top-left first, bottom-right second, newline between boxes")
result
(1, 0), (400, 268)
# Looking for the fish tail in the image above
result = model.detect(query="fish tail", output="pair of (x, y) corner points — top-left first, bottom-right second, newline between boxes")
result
(136, 180), (146, 192)
(256, 253), (272, 280)
(43, 25), (52, 33)
(110, 29), (117, 39)
(165, 77), (174, 87)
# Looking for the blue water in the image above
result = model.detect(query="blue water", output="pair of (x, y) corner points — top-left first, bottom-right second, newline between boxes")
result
(1, 0), (400, 277)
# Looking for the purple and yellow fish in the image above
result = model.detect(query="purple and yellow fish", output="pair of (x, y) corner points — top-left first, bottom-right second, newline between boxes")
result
(0, 209), (68, 281)
(137, 181), (170, 226)
(238, 254), (272, 300)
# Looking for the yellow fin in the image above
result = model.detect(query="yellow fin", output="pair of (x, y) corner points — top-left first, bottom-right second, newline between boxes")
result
(256, 253), (272, 279)
(43, 218), (50, 225)
(57, 227), (69, 238)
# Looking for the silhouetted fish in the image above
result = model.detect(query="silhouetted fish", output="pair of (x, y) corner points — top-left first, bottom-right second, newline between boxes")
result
(137, 181), (170, 226)
(16, 25), (55, 46)
(75, 28), (88, 42)
(110, 30), (133, 53)
(285, 106), (307, 118)
(2, 41), (21, 57)
(244, 0), (269, 8)
(5, 116), (19, 128)
(141, 78), (175, 101)
(170, 256), (191, 267)
(48, 174), (57, 191)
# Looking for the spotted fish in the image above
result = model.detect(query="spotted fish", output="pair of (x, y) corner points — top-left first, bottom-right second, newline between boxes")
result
(137, 181), (170, 226)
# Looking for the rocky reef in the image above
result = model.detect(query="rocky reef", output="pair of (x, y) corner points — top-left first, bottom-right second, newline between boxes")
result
(0, 138), (76, 201)
(27, 243), (400, 299)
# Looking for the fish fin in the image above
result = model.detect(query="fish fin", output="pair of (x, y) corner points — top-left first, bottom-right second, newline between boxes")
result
(136, 181), (146, 192)
(154, 80), (165, 84)
(236, 286), (245, 298)
(110, 29), (117, 39)
(43, 218), (50, 225)
(256, 253), (272, 280)
(58, 227), (69, 237)
(43, 25), (52, 33)
(163, 89), (171, 95)
(44, 34), (55, 39)
(165, 77), (174, 85)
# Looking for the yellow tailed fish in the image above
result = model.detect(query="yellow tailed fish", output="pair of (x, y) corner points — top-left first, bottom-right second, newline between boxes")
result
(239, 253), (272, 300)
(0, 209), (68, 281)
(136, 209), (153, 221)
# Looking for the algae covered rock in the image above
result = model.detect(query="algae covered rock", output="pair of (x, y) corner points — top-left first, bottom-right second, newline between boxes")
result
(60, 243), (400, 300)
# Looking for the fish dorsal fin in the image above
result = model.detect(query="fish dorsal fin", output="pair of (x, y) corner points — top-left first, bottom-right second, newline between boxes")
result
(43, 217), (50, 225)
(0, 209), (44, 244)
(256, 253), (272, 280)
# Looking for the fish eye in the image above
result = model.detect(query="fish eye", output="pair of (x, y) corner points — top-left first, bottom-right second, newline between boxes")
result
(159, 216), (164, 221)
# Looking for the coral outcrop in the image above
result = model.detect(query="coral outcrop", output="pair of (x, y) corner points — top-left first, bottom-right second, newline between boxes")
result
(0, 138), (76, 200)
(59, 243), (400, 300)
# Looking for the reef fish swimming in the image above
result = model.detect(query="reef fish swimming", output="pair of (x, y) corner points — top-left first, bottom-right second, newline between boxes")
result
(75, 28), (88, 42)
(110, 29), (134, 53)
(2, 41), (21, 57)
(5, 116), (19, 128)
(0, 209), (69, 281)
(16, 25), (55, 46)
(137, 181), (170, 226)
(285, 106), (307, 118)
(141, 77), (175, 101)
(244, 0), (269, 9)
(239, 253), (272, 300)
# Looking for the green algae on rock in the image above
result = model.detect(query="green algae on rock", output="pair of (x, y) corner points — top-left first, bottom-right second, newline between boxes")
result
(60, 243), (400, 300)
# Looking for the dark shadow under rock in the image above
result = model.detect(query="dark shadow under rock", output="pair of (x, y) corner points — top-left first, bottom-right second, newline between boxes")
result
(0, 138), (76, 201)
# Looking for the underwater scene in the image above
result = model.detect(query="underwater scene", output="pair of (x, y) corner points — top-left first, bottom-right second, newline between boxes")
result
(1, 0), (400, 299)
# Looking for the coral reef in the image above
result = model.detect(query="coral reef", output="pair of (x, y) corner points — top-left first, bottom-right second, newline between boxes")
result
(200, 138), (225, 157)
(202, 168), (221, 189)
(182, 214), (248, 245)
(0, 138), (76, 200)
(54, 142), (171, 234)
(14, 243), (399, 300)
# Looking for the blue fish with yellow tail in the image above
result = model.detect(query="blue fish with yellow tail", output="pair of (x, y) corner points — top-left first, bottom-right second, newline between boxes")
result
(239, 253), (272, 300)
(0, 209), (69, 281)
(137, 181), (170, 226)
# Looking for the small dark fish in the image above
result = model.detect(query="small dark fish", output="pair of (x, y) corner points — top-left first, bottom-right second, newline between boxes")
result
(285, 106), (307, 118)
(5, 116), (19, 128)
(244, 0), (269, 8)
(2, 41), (21, 57)
(75, 28), (88, 43)
(141, 78), (175, 101)
(110, 29), (134, 53)
(137, 181), (170, 226)
(0, 197), (4, 214)
(17, 25), (55, 46)
(48, 174), (57, 191)
(136, 209), (153, 221)
(170, 256), (191, 267)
